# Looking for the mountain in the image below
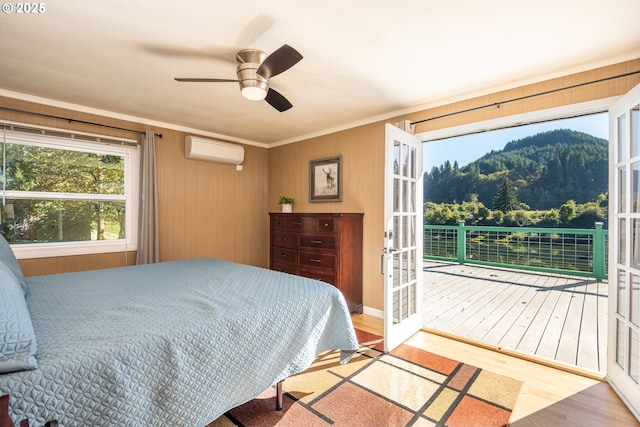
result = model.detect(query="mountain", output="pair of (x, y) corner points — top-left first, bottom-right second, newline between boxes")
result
(423, 129), (608, 210)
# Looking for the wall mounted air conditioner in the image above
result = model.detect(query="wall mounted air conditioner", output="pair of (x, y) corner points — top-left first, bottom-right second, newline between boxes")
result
(185, 135), (244, 170)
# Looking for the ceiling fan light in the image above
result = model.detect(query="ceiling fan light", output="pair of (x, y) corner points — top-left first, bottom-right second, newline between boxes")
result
(241, 86), (268, 101)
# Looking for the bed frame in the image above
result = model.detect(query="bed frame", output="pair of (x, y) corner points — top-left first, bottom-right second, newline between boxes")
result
(0, 381), (284, 426)
(0, 395), (57, 427)
(0, 386), (284, 425)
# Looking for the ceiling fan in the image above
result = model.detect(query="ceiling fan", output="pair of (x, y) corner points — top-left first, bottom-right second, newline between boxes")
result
(175, 44), (303, 112)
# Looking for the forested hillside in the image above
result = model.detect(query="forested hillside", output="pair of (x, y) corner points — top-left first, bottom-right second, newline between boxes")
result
(423, 129), (608, 210)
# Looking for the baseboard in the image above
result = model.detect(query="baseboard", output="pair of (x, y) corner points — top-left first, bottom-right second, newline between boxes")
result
(363, 306), (383, 318)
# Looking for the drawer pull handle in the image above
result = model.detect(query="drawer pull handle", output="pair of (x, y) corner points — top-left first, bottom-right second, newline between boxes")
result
(279, 253), (288, 257)
(310, 258), (322, 263)
(280, 237), (288, 241)
(323, 223), (329, 227)
(311, 240), (322, 244)
(293, 222), (303, 225)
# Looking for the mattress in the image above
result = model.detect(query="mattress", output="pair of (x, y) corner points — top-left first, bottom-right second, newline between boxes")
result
(0, 258), (359, 426)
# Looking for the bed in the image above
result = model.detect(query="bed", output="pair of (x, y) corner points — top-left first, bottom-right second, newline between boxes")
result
(0, 242), (359, 426)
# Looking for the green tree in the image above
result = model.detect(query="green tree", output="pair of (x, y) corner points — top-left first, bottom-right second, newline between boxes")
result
(596, 192), (608, 208)
(571, 205), (604, 228)
(542, 208), (560, 227)
(492, 178), (519, 212)
(559, 200), (577, 224)
(492, 210), (504, 224)
(503, 209), (532, 227)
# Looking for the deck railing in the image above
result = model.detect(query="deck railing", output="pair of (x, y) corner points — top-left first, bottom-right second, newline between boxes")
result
(424, 221), (608, 281)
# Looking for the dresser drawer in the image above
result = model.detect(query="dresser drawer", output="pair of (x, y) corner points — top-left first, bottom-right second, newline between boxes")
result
(298, 267), (336, 286)
(271, 231), (298, 249)
(281, 215), (305, 231)
(270, 215), (286, 231)
(271, 247), (297, 264)
(315, 216), (336, 232)
(300, 234), (336, 250)
(271, 261), (297, 275)
(298, 250), (336, 269)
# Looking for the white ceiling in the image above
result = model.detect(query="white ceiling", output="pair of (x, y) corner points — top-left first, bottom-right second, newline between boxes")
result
(1, 0), (639, 146)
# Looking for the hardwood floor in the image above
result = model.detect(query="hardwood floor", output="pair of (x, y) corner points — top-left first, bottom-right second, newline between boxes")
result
(351, 314), (639, 426)
(352, 312), (383, 335)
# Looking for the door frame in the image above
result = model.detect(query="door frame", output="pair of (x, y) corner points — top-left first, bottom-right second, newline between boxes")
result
(415, 95), (637, 419)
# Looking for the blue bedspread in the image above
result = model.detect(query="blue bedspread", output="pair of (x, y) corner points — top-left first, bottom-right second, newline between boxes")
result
(0, 258), (359, 426)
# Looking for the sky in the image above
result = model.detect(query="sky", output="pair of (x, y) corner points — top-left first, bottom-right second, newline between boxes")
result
(422, 113), (609, 172)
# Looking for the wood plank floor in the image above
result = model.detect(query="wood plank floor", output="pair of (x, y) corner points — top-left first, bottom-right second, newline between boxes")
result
(351, 314), (639, 426)
(422, 260), (608, 373)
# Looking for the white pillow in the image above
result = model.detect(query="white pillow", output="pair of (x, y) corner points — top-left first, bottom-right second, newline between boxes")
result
(0, 262), (38, 373)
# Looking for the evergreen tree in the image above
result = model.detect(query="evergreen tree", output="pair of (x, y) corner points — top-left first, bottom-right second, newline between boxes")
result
(493, 178), (519, 212)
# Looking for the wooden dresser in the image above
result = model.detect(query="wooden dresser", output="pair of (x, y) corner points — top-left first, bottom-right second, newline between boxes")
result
(269, 212), (363, 313)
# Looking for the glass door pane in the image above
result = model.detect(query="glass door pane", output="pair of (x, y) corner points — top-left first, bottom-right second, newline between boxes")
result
(609, 87), (640, 418)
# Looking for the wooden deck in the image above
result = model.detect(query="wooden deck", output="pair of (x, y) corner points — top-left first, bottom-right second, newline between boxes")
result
(423, 260), (608, 373)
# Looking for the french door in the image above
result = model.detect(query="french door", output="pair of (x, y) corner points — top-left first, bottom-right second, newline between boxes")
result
(608, 82), (640, 419)
(383, 123), (424, 352)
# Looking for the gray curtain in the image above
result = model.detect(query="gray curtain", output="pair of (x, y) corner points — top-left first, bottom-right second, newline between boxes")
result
(137, 130), (159, 264)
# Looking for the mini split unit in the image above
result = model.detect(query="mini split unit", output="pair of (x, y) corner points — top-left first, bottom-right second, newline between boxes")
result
(184, 135), (244, 171)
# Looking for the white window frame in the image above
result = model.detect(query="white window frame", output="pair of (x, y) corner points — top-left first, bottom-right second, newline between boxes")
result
(1, 125), (140, 259)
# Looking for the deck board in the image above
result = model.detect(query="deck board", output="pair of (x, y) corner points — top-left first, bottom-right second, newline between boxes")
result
(423, 260), (607, 372)
(513, 274), (562, 355)
(577, 280), (600, 371)
(479, 274), (544, 341)
(555, 280), (586, 366)
(465, 276), (533, 343)
(439, 279), (507, 335)
(497, 278), (551, 351)
(535, 280), (574, 361)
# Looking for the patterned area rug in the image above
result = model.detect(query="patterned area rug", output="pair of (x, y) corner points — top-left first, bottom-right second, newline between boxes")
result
(209, 332), (523, 427)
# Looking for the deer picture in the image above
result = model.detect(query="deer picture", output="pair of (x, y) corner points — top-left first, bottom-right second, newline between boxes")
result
(322, 168), (335, 188)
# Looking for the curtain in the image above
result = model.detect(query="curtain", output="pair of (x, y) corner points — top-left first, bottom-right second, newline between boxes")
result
(137, 130), (159, 264)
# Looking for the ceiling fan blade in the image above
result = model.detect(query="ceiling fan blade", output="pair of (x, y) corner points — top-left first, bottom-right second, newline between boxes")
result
(142, 44), (238, 64)
(265, 88), (293, 112)
(257, 44), (303, 79)
(235, 14), (275, 47)
(174, 78), (240, 82)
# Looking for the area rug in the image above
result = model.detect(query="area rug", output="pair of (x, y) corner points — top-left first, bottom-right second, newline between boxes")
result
(208, 332), (523, 427)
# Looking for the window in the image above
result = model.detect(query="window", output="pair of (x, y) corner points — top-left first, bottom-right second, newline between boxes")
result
(1, 123), (140, 259)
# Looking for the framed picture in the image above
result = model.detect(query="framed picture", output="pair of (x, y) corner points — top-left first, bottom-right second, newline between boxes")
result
(309, 156), (342, 202)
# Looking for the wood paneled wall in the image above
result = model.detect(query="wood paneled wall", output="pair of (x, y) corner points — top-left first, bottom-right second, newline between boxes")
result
(156, 129), (269, 266)
(0, 97), (269, 276)
(268, 58), (640, 312)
